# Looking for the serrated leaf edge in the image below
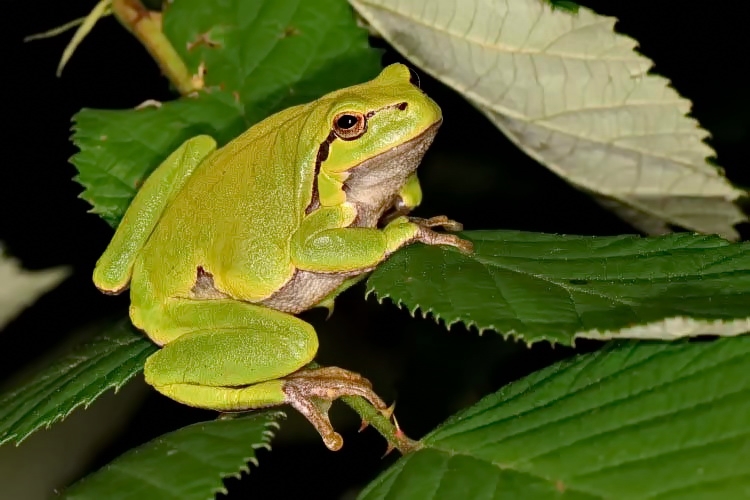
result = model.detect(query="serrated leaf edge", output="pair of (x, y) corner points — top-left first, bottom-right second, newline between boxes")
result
(366, 287), (545, 346)
(211, 411), (285, 498)
(0, 333), (153, 447)
(368, 288), (750, 346)
(3, 371), (139, 447)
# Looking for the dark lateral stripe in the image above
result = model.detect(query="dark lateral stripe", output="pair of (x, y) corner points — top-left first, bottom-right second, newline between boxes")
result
(304, 101), (408, 215)
(306, 130), (337, 214)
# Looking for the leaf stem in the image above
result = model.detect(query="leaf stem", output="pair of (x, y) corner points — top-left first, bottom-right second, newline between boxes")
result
(111, 0), (201, 95)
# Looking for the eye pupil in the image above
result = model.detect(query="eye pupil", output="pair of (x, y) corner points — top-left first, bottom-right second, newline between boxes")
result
(336, 114), (358, 129)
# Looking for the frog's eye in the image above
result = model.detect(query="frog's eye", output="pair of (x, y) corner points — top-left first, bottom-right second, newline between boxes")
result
(332, 111), (367, 140)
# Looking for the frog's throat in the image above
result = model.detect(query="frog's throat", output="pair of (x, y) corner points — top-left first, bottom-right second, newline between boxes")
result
(342, 119), (442, 228)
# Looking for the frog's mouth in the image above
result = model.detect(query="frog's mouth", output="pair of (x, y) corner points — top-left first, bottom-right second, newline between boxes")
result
(342, 119), (442, 228)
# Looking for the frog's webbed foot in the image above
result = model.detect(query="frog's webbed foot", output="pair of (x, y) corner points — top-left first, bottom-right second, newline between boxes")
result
(407, 215), (473, 254)
(282, 366), (388, 451)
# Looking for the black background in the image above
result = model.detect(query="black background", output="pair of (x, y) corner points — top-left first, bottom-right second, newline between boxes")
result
(2, 1), (748, 498)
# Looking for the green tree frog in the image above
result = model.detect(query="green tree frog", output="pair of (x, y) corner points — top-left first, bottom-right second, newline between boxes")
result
(93, 63), (472, 451)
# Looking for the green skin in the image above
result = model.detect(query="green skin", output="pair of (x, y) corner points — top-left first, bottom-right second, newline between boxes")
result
(93, 64), (472, 451)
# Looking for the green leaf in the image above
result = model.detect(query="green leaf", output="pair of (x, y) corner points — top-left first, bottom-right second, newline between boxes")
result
(0, 320), (155, 446)
(63, 411), (283, 500)
(72, 0), (381, 227)
(360, 337), (750, 499)
(367, 230), (750, 345)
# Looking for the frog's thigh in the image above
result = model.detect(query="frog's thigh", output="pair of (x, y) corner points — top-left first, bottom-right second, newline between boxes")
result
(143, 299), (318, 411)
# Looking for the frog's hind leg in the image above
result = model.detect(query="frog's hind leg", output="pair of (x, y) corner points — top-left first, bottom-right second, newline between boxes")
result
(141, 298), (387, 450)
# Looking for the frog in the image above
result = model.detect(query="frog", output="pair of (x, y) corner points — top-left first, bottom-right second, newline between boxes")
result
(92, 63), (473, 451)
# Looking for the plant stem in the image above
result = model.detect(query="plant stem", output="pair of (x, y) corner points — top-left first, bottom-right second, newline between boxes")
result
(111, 0), (201, 95)
(341, 394), (421, 455)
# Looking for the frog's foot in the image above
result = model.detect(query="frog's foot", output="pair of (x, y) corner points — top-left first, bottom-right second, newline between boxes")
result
(408, 215), (463, 232)
(408, 216), (473, 253)
(282, 366), (388, 451)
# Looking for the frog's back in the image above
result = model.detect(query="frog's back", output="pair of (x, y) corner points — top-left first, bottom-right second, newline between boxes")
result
(136, 103), (321, 302)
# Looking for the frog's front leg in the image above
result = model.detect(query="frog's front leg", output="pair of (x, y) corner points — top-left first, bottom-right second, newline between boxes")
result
(141, 298), (387, 451)
(380, 171), (423, 226)
(387, 174), (466, 236)
(291, 204), (472, 273)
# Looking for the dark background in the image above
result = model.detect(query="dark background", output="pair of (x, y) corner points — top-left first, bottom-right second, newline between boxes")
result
(2, 1), (748, 498)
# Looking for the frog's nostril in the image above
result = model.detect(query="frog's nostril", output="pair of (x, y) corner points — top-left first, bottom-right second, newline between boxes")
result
(397, 102), (408, 111)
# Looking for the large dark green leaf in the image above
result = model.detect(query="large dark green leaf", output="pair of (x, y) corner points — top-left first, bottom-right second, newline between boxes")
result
(368, 230), (750, 345)
(64, 411), (284, 499)
(361, 337), (750, 499)
(0, 320), (155, 446)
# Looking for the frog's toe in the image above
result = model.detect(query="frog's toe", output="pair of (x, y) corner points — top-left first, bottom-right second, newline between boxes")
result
(413, 226), (474, 254)
(282, 366), (388, 451)
(408, 215), (463, 232)
(403, 215), (473, 253)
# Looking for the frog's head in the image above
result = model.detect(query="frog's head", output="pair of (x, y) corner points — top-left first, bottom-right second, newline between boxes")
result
(315, 63), (443, 225)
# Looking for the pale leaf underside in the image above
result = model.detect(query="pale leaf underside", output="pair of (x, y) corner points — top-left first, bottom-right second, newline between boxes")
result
(349, 0), (747, 239)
